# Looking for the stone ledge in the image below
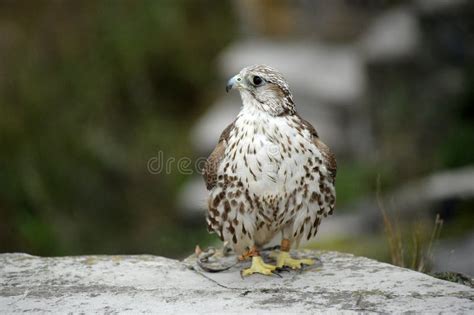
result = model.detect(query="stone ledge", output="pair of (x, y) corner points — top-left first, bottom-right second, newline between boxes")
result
(1, 250), (473, 314)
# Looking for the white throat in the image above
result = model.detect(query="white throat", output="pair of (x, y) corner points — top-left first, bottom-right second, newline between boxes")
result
(238, 89), (284, 116)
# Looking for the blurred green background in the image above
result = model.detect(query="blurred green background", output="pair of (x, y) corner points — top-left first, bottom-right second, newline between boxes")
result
(0, 1), (473, 275)
(0, 1), (235, 257)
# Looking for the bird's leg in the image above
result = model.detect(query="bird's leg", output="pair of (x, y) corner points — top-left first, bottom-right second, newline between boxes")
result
(241, 246), (276, 276)
(238, 247), (254, 261)
(276, 239), (314, 269)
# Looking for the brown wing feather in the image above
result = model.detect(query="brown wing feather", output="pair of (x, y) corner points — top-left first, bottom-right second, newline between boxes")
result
(203, 121), (235, 190)
(297, 114), (337, 182)
(314, 138), (337, 182)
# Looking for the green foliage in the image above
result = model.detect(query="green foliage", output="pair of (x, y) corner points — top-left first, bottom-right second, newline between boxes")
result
(377, 173), (444, 273)
(435, 65), (474, 170)
(438, 124), (474, 168)
(368, 61), (474, 185)
(439, 200), (474, 239)
(0, 2), (236, 256)
(335, 162), (396, 209)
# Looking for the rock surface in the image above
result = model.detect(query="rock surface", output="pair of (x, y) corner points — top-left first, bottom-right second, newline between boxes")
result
(1, 250), (473, 314)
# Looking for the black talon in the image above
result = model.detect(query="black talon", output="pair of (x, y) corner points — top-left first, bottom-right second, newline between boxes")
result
(276, 267), (291, 273)
(272, 271), (283, 278)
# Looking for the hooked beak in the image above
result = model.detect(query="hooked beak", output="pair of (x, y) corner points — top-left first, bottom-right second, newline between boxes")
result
(226, 75), (242, 93)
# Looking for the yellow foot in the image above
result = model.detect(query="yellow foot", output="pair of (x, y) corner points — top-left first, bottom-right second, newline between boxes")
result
(241, 256), (276, 276)
(276, 251), (314, 269)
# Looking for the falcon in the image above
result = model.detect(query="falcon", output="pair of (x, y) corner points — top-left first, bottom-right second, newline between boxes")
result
(203, 65), (336, 276)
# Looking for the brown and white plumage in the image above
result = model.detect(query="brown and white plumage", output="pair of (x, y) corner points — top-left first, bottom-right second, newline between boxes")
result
(203, 65), (336, 257)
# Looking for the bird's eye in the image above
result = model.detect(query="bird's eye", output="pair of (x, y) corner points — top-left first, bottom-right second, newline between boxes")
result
(252, 76), (263, 86)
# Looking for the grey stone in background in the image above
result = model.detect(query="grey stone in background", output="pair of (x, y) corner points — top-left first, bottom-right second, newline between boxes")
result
(359, 7), (420, 62)
(415, 0), (467, 13)
(178, 176), (208, 216)
(390, 166), (474, 212)
(191, 96), (240, 156)
(219, 40), (366, 104)
(434, 233), (474, 277)
(1, 251), (473, 314)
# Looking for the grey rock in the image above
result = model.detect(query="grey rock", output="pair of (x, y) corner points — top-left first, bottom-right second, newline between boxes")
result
(1, 251), (473, 314)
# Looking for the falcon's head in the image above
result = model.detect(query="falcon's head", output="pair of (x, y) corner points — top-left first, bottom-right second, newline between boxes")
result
(226, 65), (296, 116)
